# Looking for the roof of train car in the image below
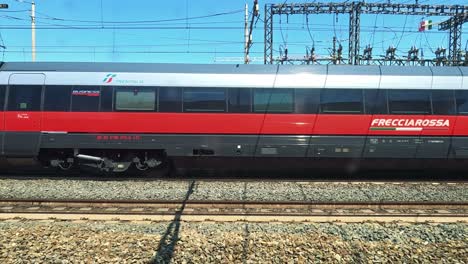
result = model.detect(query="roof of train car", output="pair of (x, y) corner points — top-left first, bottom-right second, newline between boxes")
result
(0, 62), (466, 76)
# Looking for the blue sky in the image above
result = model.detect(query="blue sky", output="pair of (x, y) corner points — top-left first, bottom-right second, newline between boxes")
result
(0, 0), (466, 63)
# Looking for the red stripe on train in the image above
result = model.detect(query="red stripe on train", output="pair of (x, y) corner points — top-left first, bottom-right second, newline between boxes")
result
(0, 112), (466, 136)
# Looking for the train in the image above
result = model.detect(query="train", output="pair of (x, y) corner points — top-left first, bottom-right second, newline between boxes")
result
(1, 61), (468, 174)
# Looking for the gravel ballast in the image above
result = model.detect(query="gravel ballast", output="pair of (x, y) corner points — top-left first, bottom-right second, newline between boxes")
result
(0, 179), (466, 203)
(0, 220), (466, 263)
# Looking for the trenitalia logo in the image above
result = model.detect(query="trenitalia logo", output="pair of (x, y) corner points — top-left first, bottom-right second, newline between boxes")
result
(370, 118), (450, 131)
(102, 73), (144, 84)
(103, 74), (117, 83)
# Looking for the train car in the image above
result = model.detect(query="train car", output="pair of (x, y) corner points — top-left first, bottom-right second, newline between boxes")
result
(0, 62), (468, 174)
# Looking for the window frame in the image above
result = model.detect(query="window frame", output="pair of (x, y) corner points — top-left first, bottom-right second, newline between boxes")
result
(387, 89), (431, 115)
(113, 86), (157, 112)
(183, 87), (227, 113)
(253, 88), (295, 113)
(319, 88), (364, 114)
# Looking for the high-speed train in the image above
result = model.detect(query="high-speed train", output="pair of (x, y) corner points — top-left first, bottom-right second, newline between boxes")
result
(0, 62), (467, 173)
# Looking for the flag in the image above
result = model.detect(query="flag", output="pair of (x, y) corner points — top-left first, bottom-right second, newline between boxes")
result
(419, 20), (432, 31)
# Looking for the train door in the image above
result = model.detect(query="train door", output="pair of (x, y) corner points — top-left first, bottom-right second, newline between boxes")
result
(3, 74), (45, 157)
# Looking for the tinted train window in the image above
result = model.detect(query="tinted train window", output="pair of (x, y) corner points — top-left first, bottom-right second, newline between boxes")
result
(44, 86), (71, 111)
(0, 86), (5, 110)
(71, 86), (100, 112)
(115, 87), (156, 111)
(320, 89), (363, 114)
(254, 89), (294, 113)
(364, 89), (387, 114)
(388, 89), (430, 114)
(295, 89), (320, 114)
(159, 87), (182, 112)
(455, 90), (468, 115)
(183, 87), (226, 112)
(100, 86), (113, 112)
(7, 85), (42, 111)
(432, 90), (455, 115)
(228, 88), (251, 113)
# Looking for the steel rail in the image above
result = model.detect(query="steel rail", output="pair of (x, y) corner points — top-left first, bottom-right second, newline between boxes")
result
(1, 199), (466, 223)
(0, 198), (467, 206)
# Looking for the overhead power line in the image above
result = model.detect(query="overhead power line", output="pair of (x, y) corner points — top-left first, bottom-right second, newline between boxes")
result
(0, 9), (29, 12)
(33, 9), (244, 24)
(0, 50), (264, 54)
(1, 16), (245, 26)
(0, 21), (461, 35)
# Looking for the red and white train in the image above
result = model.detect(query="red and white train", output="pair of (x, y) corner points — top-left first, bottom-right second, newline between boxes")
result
(0, 62), (467, 173)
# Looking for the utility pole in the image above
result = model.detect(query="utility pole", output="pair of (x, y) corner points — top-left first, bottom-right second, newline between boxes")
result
(244, 3), (249, 64)
(31, 0), (36, 62)
(244, 0), (259, 64)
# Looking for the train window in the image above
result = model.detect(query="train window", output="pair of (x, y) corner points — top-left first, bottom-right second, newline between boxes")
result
(100, 86), (113, 112)
(364, 89), (387, 114)
(71, 86), (100, 112)
(183, 87), (226, 112)
(432, 90), (455, 115)
(295, 89), (320, 114)
(44, 86), (71, 111)
(320, 89), (363, 114)
(388, 89), (431, 114)
(0, 86), (5, 110)
(7, 85), (42, 111)
(159, 87), (182, 112)
(115, 87), (156, 111)
(254, 89), (294, 113)
(228, 88), (251, 113)
(455, 90), (468, 115)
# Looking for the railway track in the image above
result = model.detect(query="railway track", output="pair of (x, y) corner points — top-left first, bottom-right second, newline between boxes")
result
(0, 199), (466, 223)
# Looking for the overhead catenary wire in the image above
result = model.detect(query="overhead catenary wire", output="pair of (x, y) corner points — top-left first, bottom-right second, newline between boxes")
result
(0, 9), (30, 13)
(0, 50), (264, 54)
(32, 9), (244, 24)
(2, 20), (459, 34)
(0, 12), (462, 31)
(3, 42), (360, 49)
(13, 0), (33, 4)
